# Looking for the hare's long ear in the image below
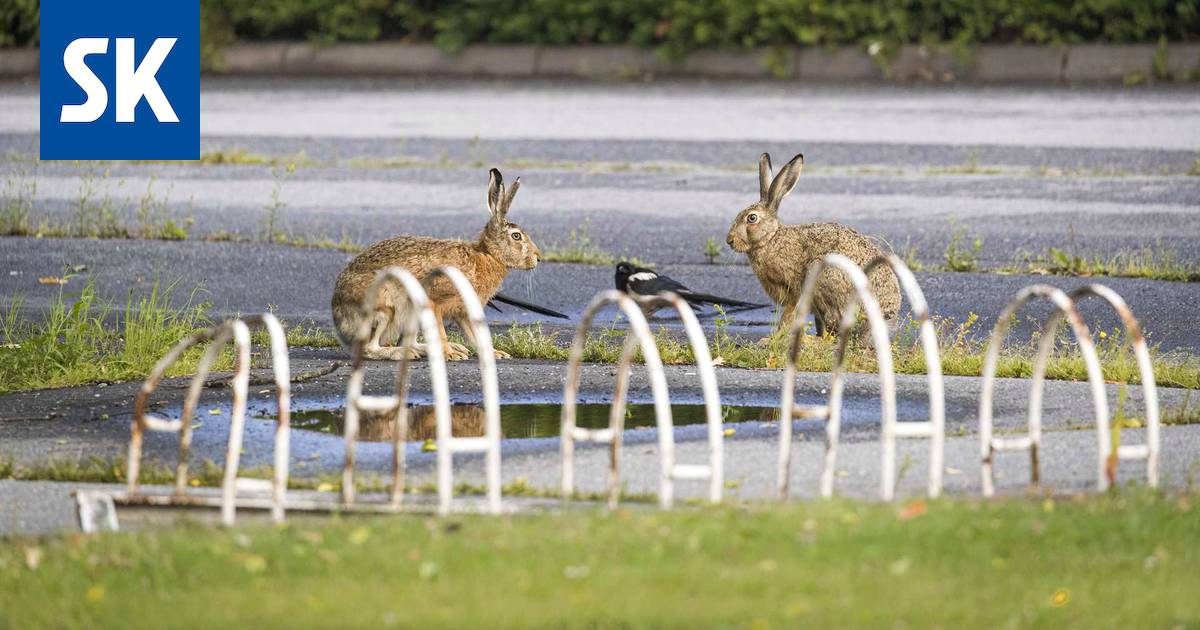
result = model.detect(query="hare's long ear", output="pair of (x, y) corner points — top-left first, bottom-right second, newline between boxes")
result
(499, 176), (521, 216)
(765, 153), (804, 211)
(758, 153), (773, 201)
(487, 168), (504, 219)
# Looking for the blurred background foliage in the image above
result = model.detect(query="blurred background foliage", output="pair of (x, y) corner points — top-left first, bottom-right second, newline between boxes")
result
(5, 0), (1199, 61)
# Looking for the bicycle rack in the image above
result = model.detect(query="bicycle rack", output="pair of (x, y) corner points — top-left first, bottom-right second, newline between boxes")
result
(124, 313), (291, 526)
(342, 265), (503, 515)
(779, 253), (941, 501)
(979, 285), (1110, 496)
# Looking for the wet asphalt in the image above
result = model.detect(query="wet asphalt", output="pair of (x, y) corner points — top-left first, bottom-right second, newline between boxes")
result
(0, 78), (1198, 535)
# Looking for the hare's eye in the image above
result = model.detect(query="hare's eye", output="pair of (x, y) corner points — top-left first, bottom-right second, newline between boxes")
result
(747, 213), (758, 224)
(511, 232), (522, 241)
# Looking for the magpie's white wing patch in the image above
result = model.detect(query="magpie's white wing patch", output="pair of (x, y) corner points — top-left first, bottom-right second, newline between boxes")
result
(628, 272), (658, 282)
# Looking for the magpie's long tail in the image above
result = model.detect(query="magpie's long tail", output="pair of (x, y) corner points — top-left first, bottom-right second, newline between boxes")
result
(680, 291), (770, 310)
(490, 292), (570, 319)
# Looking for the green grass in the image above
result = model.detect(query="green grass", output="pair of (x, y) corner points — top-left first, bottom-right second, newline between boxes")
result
(0, 279), (232, 394)
(494, 311), (1200, 390)
(540, 220), (649, 266)
(0, 491), (1196, 627)
(1018, 245), (1200, 283)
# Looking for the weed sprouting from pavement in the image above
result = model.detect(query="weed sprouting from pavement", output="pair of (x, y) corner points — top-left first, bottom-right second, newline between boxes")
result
(541, 219), (620, 265)
(261, 162), (295, 243)
(942, 220), (982, 272)
(0, 168), (36, 236)
(703, 236), (722, 264)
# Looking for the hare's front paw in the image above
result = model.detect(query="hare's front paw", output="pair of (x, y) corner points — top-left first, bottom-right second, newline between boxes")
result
(444, 342), (471, 361)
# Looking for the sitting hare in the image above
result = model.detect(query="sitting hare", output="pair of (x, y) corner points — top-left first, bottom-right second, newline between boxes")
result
(725, 153), (900, 337)
(331, 168), (541, 360)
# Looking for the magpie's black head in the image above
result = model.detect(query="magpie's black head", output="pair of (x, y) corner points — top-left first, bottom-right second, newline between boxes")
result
(614, 262), (633, 290)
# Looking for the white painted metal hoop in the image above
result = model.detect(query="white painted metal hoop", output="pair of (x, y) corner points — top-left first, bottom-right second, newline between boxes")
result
(1069, 284), (1159, 487)
(778, 253), (897, 501)
(636, 292), (725, 504)
(979, 284), (1110, 496)
(560, 290), (673, 508)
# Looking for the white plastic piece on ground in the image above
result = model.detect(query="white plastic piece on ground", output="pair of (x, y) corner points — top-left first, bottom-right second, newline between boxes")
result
(778, 253), (921, 502)
(342, 265), (502, 515)
(979, 285), (1110, 497)
(75, 491), (119, 533)
(127, 314), (291, 526)
(560, 290), (673, 508)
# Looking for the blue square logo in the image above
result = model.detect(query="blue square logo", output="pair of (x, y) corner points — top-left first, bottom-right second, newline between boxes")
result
(39, 0), (199, 160)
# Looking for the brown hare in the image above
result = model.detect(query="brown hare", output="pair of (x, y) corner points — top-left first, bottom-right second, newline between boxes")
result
(725, 152), (900, 337)
(331, 168), (541, 361)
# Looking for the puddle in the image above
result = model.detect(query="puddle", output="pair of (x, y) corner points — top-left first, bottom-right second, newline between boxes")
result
(278, 403), (776, 442)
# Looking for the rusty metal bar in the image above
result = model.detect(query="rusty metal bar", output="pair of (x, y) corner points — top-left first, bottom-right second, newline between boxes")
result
(778, 253), (899, 501)
(126, 313), (291, 527)
(1069, 284), (1160, 487)
(561, 290), (672, 508)
(342, 266), (439, 508)
(979, 285), (1110, 497)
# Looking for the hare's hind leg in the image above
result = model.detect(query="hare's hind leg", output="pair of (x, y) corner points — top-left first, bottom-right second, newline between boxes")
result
(452, 314), (510, 360)
(363, 307), (425, 361)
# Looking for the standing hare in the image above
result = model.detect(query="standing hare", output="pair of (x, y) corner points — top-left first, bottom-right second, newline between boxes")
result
(331, 168), (541, 360)
(726, 153), (900, 337)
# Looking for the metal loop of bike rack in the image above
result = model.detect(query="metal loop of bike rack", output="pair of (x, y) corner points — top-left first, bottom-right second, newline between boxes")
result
(979, 285), (1110, 496)
(979, 283), (1159, 496)
(342, 265), (503, 515)
(642, 292), (725, 505)
(778, 253), (930, 502)
(561, 290), (675, 508)
(125, 314), (291, 526)
(1068, 284), (1159, 487)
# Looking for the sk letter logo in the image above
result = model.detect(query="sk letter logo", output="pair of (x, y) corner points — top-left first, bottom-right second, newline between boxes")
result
(40, 0), (200, 160)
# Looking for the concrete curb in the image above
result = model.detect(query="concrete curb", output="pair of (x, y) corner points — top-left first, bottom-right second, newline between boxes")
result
(3, 42), (1199, 83)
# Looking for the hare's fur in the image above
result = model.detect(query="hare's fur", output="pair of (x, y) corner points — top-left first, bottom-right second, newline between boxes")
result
(331, 169), (540, 361)
(726, 153), (900, 336)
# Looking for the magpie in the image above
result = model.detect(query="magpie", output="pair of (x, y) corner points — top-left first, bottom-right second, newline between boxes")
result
(614, 262), (768, 313)
(487, 292), (569, 319)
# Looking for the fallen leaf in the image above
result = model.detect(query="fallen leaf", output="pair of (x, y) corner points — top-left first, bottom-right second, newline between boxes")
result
(898, 500), (928, 521)
(37, 276), (68, 285)
(945, 466), (963, 475)
(1051, 588), (1070, 607)
(723, 428), (735, 437)
(316, 482), (335, 493)
(208, 408), (221, 415)
(711, 357), (727, 367)
(422, 439), (437, 452)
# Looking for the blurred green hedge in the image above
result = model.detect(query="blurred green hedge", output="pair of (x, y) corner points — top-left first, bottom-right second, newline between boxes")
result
(6, 0), (1198, 57)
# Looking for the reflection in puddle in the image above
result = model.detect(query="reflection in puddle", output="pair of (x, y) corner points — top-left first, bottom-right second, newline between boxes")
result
(283, 403), (776, 442)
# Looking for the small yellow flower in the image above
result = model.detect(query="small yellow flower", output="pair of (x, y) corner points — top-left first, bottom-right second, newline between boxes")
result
(1099, 330), (1107, 339)
(1051, 588), (1070, 607)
